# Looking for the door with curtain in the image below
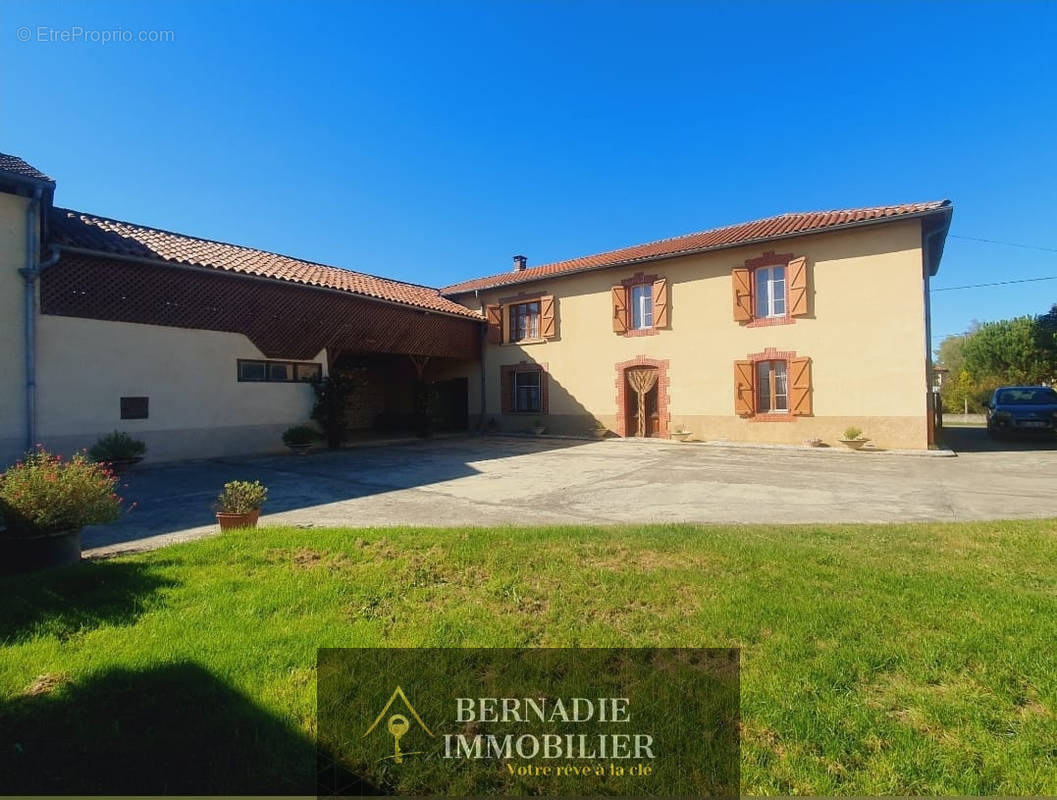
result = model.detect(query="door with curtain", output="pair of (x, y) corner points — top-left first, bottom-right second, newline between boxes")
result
(625, 366), (659, 437)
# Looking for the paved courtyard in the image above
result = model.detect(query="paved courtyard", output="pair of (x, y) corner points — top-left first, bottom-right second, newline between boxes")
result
(84, 429), (1057, 556)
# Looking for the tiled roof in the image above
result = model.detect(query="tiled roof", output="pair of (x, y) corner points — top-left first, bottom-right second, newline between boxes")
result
(0, 152), (54, 184)
(441, 201), (952, 295)
(50, 208), (481, 318)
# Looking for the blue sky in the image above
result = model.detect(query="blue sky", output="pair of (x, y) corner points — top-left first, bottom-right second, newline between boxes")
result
(3, 0), (1055, 349)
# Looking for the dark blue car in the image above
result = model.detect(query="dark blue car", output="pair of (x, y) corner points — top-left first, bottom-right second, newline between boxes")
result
(986, 386), (1057, 437)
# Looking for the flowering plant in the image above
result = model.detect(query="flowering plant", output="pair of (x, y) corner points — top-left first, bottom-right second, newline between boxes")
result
(0, 448), (122, 536)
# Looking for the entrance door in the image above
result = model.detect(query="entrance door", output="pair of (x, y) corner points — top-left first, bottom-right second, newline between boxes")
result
(625, 367), (659, 437)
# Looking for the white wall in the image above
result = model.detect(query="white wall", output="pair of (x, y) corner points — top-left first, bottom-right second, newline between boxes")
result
(34, 314), (328, 462)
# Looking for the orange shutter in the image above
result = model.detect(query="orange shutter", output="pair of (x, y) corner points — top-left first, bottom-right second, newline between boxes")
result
(787, 256), (808, 317)
(500, 366), (513, 412)
(486, 304), (502, 345)
(611, 286), (628, 333)
(540, 295), (557, 339)
(732, 268), (753, 322)
(790, 356), (812, 416)
(652, 278), (670, 328)
(734, 360), (755, 416)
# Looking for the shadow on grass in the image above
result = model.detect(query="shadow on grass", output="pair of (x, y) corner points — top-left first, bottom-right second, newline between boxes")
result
(0, 661), (324, 794)
(0, 559), (177, 644)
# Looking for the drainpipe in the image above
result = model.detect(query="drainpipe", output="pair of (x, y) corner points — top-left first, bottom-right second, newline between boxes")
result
(475, 288), (487, 432)
(18, 187), (60, 451)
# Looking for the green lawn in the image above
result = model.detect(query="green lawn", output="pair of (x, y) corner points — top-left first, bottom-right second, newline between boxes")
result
(1, 521), (1056, 795)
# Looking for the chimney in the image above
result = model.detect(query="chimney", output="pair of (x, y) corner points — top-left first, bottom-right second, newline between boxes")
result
(512, 254), (527, 272)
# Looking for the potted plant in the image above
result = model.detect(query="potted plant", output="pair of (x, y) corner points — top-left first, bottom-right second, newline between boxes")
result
(530, 419), (546, 435)
(671, 427), (693, 442)
(88, 430), (146, 473)
(282, 424), (318, 455)
(0, 447), (123, 574)
(838, 427), (870, 450)
(591, 420), (608, 439)
(214, 480), (268, 530)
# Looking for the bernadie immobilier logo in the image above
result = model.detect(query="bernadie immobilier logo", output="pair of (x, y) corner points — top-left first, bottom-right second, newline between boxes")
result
(365, 684), (656, 777)
(318, 647), (739, 797)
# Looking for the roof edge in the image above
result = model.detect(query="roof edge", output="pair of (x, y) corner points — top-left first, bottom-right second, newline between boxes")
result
(441, 202), (954, 297)
(54, 244), (484, 322)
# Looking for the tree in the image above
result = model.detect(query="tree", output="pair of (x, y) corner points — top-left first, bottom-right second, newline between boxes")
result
(962, 316), (1053, 386)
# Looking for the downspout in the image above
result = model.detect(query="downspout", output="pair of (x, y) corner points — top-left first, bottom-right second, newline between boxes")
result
(922, 223), (948, 448)
(475, 288), (487, 432)
(18, 187), (60, 451)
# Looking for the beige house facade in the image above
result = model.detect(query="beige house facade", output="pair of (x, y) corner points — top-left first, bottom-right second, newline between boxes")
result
(442, 204), (952, 450)
(0, 151), (951, 464)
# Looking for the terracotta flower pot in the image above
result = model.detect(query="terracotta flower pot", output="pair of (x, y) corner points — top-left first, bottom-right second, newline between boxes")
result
(216, 508), (260, 530)
(592, 428), (608, 439)
(106, 457), (143, 474)
(286, 443), (312, 456)
(0, 528), (82, 575)
(839, 438), (869, 450)
(671, 431), (692, 442)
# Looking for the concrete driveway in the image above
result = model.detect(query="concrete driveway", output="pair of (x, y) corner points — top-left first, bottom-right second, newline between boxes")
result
(84, 429), (1057, 556)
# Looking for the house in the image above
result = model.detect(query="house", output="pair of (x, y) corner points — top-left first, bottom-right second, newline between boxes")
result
(441, 202), (952, 450)
(0, 151), (952, 464)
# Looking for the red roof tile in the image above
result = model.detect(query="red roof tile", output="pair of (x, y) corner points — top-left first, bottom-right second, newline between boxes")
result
(0, 152), (54, 184)
(441, 201), (952, 295)
(50, 208), (481, 319)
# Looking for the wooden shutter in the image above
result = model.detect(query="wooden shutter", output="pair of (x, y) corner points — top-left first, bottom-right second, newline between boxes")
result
(540, 295), (557, 339)
(486, 304), (503, 344)
(732, 268), (753, 322)
(787, 256), (808, 317)
(790, 356), (812, 416)
(652, 278), (670, 328)
(500, 366), (513, 412)
(611, 286), (628, 333)
(734, 360), (755, 416)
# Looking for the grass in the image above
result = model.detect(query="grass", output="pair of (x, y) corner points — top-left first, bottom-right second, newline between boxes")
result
(2, 521), (1056, 794)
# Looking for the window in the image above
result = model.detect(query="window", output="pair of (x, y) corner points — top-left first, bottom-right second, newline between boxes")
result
(509, 301), (541, 342)
(756, 360), (788, 414)
(120, 396), (149, 420)
(631, 284), (653, 330)
(238, 359), (323, 383)
(611, 275), (668, 335)
(513, 370), (541, 412)
(755, 266), (786, 318)
(501, 363), (548, 414)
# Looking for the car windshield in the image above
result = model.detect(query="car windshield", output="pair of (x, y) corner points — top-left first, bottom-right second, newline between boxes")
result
(995, 387), (1057, 405)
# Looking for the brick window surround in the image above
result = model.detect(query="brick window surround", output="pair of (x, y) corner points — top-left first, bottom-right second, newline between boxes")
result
(614, 356), (670, 437)
(620, 272), (660, 337)
(747, 347), (797, 422)
(744, 251), (796, 328)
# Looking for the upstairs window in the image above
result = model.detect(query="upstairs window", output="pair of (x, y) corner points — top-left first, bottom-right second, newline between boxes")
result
(631, 284), (653, 330)
(611, 274), (669, 335)
(509, 301), (541, 342)
(755, 266), (786, 318)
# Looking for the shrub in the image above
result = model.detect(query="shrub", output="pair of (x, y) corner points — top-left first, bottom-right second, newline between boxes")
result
(215, 480), (268, 514)
(281, 425), (318, 447)
(88, 430), (146, 462)
(0, 448), (122, 536)
(842, 427), (864, 441)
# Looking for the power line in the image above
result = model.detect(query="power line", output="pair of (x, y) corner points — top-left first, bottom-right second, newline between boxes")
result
(949, 234), (1057, 253)
(931, 274), (1057, 292)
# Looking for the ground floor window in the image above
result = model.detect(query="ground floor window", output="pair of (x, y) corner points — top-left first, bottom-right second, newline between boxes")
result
(501, 363), (548, 414)
(238, 359), (322, 383)
(756, 359), (788, 413)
